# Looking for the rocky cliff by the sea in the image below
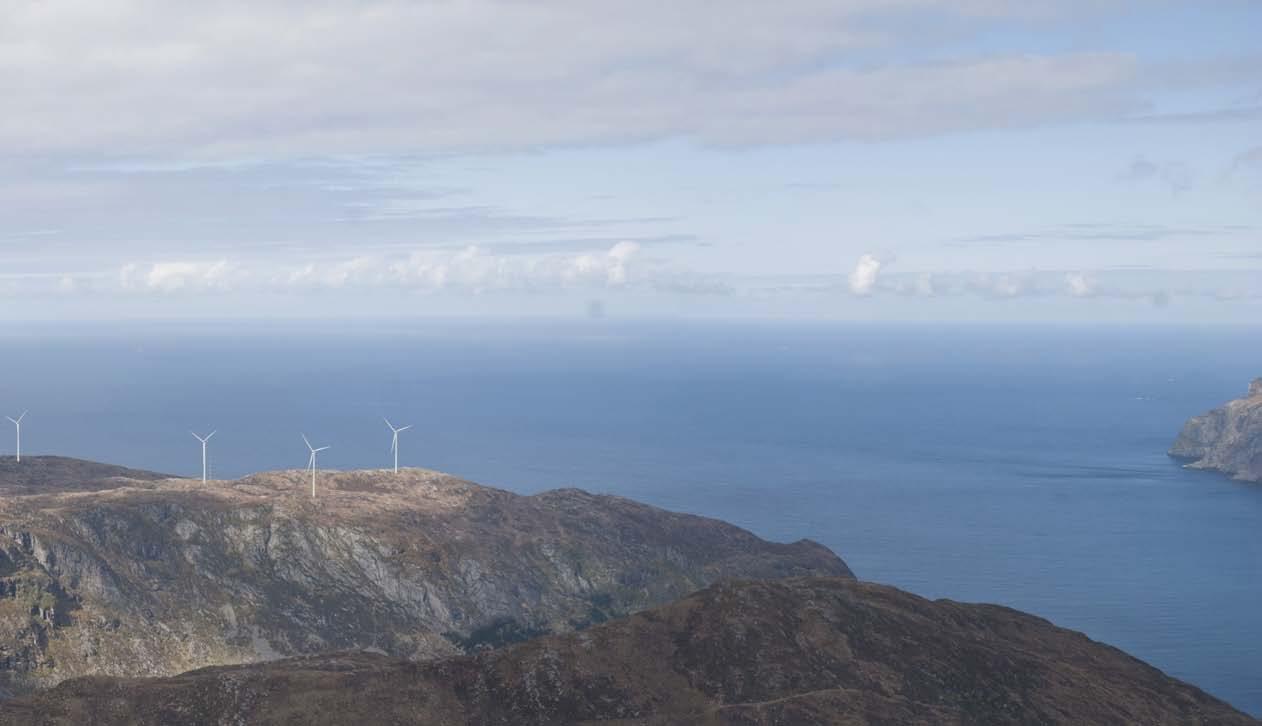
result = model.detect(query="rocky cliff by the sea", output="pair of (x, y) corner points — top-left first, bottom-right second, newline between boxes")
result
(4, 576), (1255, 726)
(1170, 378), (1262, 482)
(0, 457), (847, 694)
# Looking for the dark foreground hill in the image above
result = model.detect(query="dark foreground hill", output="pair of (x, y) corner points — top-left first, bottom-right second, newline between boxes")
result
(0, 457), (847, 693)
(3, 576), (1254, 726)
(1170, 378), (1262, 483)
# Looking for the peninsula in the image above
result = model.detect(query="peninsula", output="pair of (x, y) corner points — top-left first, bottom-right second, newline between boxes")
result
(1170, 378), (1262, 483)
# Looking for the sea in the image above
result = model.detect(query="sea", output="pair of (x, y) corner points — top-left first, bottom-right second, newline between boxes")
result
(1, 319), (1259, 715)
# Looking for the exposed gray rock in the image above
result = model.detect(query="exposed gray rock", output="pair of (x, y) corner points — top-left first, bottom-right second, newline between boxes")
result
(0, 458), (849, 694)
(1170, 378), (1262, 482)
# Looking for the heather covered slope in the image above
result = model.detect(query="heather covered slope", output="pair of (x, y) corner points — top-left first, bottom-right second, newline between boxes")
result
(1170, 378), (1262, 482)
(5, 577), (1253, 726)
(0, 456), (171, 495)
(0, 461), (848, 694)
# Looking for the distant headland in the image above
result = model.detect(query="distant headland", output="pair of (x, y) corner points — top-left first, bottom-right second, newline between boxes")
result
(1170, 378), (1262, 483)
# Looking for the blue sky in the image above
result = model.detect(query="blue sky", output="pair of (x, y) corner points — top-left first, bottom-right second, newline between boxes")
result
(1, 1), (1259, 322)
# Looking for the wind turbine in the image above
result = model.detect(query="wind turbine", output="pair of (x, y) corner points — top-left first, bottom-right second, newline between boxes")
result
(6, 411), (26, 463)
(302, 434), (330, 498)
(191, 430), (216, 483)
(383, 417), (412, 474)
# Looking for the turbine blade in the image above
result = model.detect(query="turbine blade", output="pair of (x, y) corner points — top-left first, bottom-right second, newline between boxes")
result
(383, 417), (394, 430)
(398, 425), (412, 432)
(207, 431), (217, 440)
(302, 433), (312, 451)
(315, 446), (330, 452)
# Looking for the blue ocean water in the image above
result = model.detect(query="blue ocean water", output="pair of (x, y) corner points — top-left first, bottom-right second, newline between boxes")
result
(1, 319), (1259, 714)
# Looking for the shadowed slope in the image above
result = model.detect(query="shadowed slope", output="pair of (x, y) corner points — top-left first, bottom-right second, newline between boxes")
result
(4, 577), (1254, 725)
(0, 456), (173, 495)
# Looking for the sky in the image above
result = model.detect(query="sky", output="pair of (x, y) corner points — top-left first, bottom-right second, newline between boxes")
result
(1, 0), (1260, 323)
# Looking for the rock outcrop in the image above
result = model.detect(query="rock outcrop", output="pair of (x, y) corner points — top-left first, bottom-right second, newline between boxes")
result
(4, 576), (1254, 726)
(0, 458), (848, 694)
(1170, 378), (1262, 482)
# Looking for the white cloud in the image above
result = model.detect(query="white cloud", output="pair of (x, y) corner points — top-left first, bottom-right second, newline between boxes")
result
(119, 260), (239, 293)
(595, 240), (640, 286)
(1065, 272), (1097, 297)
(107, 241), (688, 297)
(56, 275), (86, 295)
(848, 254), (883, 295)
(840, 257), (1118, 301)
(837, 265), (1262, 306)
(7, 253), (1262, 314)
(0, 1), (1147, 156)
(978, 272), (1029, 298)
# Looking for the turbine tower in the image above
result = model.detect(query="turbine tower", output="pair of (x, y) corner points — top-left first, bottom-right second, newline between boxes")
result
(6, 411), (26, 463)
(191, 430), (216, 483)
(383, 417), (412, 474)
(302, 434), (330, 498)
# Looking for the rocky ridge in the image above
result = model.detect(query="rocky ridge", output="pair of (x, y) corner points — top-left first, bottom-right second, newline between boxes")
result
(0, 457), (848, 694)
(3, 576), (1254, 725)
(1170, 378), (1262, 482)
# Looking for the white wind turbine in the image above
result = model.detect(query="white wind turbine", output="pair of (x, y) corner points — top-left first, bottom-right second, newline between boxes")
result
(191, 430), (216, 483)
(383, 417), (412, 474)
(6, 411), (26, 463)
(302, 434), (330, 498)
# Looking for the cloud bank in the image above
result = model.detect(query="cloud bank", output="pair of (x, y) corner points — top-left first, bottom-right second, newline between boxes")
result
(834, 255), (1261, 305)
(0, 1), (1146, 156)
(89, 241), (726, 299)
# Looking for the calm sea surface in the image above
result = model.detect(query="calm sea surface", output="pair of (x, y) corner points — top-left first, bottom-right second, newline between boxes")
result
(1, 320), (1259, 714)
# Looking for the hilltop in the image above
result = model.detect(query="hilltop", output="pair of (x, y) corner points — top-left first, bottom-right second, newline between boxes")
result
(0, 457), (847, 694)
(0, 456), (171, 495)
(4, 576), (1255, 725)
(1170, 378), (1262, 483)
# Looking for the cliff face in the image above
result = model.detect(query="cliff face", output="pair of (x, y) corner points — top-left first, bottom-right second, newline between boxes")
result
(0, 458), (848, 694)
(1170, 378), (1262, 483)
(5, 576), (1255, 726)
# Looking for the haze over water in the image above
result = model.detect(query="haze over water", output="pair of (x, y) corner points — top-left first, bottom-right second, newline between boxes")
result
(2, 319), (1259, 715)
